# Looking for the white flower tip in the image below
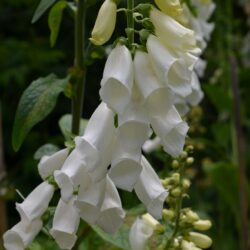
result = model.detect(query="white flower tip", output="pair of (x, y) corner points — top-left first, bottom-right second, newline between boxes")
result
(50, 230), (77, 250)
(109, 158), (142, 191)
(3, 230), (24, 250)
(100, 77), (131, 114)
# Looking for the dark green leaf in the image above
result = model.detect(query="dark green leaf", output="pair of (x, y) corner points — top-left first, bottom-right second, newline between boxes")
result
(48, 0), (67, 47)
(12, 74), (68, 151)
(32, 0), (57, 23)
(34, 143), (60, 160)
(91, 224), (130, 250)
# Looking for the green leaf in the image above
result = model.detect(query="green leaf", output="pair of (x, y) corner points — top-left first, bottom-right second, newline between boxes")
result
(59, 114), (88, 140)
(48, 0), (67, 47)
(32, 0), (57, 23)
(34, 143), (60, 160)
(91, 224), (130, 250)
(12, 74), (68, 151)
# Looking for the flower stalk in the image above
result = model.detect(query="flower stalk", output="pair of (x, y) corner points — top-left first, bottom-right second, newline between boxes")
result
(126, 0), (135, 50)
(72, 0), (86, 135)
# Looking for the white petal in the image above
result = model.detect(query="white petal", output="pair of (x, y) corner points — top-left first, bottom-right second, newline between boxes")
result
(142, 137), (161, 154)
(134, 156), (168, 219)
(38, 148), (69, 180)
(193, 0), (216, 21)
(174, 95), (190, 116)
(151, 106), (189, 157)
(96, 176), (125, 234)
(16, 181), (54, 221)
(50, 197), (80, 250)
(147, 35), (192, 97)
(100, 46), (133, 114)
(134, 51), (174, 115)
(74, 178), (106, 224)
(194, 58), (207, 78)
(150, 8), (196, 51)
(186, 72), (204, 106)
(129, 217), (154, 250)
(3, 219), (42, 250)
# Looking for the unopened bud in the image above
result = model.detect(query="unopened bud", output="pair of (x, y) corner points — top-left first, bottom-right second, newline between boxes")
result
(172, 160), (180, 169)
(142, 213), (159, 228)
(155, 224), (166, 234)
(181, 240), (201, 250)
(193, 220), (212, 231)
(163, 209), (175, 220)
(182, 179), (191, 189)
(172, 173), (180, 183)
(171, 187), (182, 197)
(186, 210), (199, 223)
(180, 151), (188, 159)
(187, 232), (212, 249)
(186, 157), (194, 165)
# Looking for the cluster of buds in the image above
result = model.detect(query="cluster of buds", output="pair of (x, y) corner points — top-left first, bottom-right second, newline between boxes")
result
(3, 0), (215, 250)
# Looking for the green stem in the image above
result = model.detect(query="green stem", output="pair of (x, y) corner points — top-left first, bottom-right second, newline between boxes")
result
(72, 0), (86, 135)
(127, 0), (134, 48)
(165, 166), (184, 250)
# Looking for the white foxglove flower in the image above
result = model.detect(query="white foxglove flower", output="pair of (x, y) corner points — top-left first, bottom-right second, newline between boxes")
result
(109, 101), (150, 191)
(174, 95), (191, 116)
(96, 175), (125, 234)
(129, 214), (159, 250)
(74, 178), (106, 224)
(16, 181), (54, 221)
(134, 50), (174, 115)
(100, 45), (134, 114)
(194, 58), (207, 78)
(150, 8), (196, 51)
(186, 72), (204, 106)
(150, 106), (189, 157)
(38, 148), (68, 180)
(192, 0), (216, 22)
(154, 0), (183, 19)
(90, 0), (117, 45)
(3, 219), (43, 250)
(50, 197), (80, 250)
(55, 103), (115, 201)
(135, 156), (168, 219)
(142, 137), (161, 154)
(147, 35), (192, 97)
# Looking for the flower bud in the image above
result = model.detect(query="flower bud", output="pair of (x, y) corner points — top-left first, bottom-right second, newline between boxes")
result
(186, 157), (194, 165)
(90, 0), (117, 45)
(182, 179), (191, 189)
(187, 232), (212, 249)
(185, 210), (199, 223)
(172, 160), (180, 169)
(181, 240), (201, 250)
(193, 220), (212, 231)
(171, 187), (182, 197)
(163, 209), (175, 220)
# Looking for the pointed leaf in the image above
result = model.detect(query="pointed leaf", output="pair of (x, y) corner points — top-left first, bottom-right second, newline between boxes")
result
(32, 0), (57, 23)
(12, 74), (68, 151)
(48, 0), (67, 47)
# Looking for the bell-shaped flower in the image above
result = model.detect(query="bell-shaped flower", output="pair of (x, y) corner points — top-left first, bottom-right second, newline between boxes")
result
(129, 213), (159, 250)
(192, 0), (216, 22)
(142, 137), (161, 154)
(74, 178), (106, 224)
(16, 181), (54, 222)
(194, 58), (207, 78)
(50, 197), (80, 250)
(109, 100), (150, 191)
(147, 35), (192, 97)
(96, 175), (125, 234)
(3, 219), (43, 250)
(89, 0), (117, 45)
(38, 148), (69, 180)
(150, 106), (189, 157)
(134, 50), (174, 115)
(100, 45), (134, 114)
(186, 72), (204, 106)
(174, 95), (191, 116)
(55, 103), (115, 201)
(134, 156), (168, 219)
(150, 8), (197, 51)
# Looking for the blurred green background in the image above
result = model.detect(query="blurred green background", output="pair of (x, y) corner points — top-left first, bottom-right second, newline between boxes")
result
(0, 0), (250, 249)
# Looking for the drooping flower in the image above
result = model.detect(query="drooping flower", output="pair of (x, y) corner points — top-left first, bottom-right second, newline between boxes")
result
(147, 35), (192, 97)
(134, 156), (168, 219)
(50, 197), (80, 250)
(100, 45), (134, 114)
(129, 213), (159, 250)
(90, 0), (117, 45)
(38, 148), (69, 180)
(187, 232), (213, 249)
(16, 181), (54, 222)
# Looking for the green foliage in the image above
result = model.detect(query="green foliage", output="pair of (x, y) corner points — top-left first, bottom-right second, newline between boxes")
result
(12, 74), (69, 151)
(48, 0), (67, 47)
(32, 0), (57, 23)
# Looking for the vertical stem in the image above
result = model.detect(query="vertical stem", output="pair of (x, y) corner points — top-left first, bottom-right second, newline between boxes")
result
(0, 104), (8, 237)
(127, 0), (134, 48)
(230, 57), (249, 250)
(72, 0), (86, 135)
